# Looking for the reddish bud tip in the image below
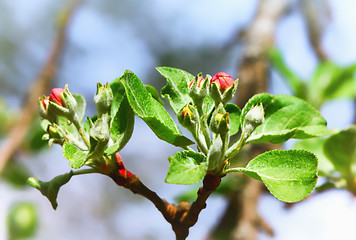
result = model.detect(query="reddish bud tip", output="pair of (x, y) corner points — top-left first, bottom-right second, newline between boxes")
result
(49, 88), (66, 106)
(41, 96), (50, 110)
(118, 169), (134, 179)
(116, 153), (125, 170)
(190, 76), (205, 87)
(182, 107), (193, 118)
(211, 72), (235, 93)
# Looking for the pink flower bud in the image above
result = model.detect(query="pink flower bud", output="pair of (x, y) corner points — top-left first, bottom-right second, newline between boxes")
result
(49, 88), (66, 106)
(210, 72), (235, 93)
(189, 76), (205, 88)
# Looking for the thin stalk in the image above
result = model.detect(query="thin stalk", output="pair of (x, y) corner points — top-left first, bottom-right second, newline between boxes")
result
(224, 167), (245, 174)
(196, 101), (212, 150)
(72, 116), (90, 148)
(72, 168), (98, 176)
(225, 129), (246, 159)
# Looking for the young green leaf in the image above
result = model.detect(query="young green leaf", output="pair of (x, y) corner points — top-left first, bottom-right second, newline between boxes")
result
(243, 94), (329, 144)
(240, 149), (318, 202)
(145, 84), (164, 105)
(109, 79), (126, 117)
(63, 142), (87, 169)
(106, 96), (134, 155)
(120, 70), (194, 147)
(157, 66), (194, 115)
(166, 151), (207, 185)
(73, 94), (86, 121)
(27, 171), (73, 210)
(225, 103), (241, 136)
(323, 126), (356, 178)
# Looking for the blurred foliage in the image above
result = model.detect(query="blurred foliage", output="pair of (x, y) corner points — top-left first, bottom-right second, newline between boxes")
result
(2, 159), (32, 188)
(270, 48), (356, 195)
(7, 202), (38, 240)
(295, 126), (356, 195)
(0, 98), (16, 137)
(269, 48), (356, 109)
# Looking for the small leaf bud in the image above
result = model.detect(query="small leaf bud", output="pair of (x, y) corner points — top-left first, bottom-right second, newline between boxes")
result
(243, 103), (265, 136)
(94, 82), (113, 117)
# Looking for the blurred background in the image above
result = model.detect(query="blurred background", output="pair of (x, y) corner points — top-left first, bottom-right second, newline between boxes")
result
(1, 0), (356, 239)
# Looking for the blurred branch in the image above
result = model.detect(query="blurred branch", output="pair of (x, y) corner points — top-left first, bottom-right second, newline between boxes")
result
(210, 0), (289, 239)
(235, 0), (288, 108)
(0, 0), (83, 176)
(300, 0), (330, 61)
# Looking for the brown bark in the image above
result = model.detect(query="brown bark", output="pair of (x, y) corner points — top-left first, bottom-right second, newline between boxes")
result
(106, 153), (222, 240)
(210, 0), (288, 239)
(300, 0), (330, 61)
(0, 0), (83, 175)
(230, 0), (288, 238)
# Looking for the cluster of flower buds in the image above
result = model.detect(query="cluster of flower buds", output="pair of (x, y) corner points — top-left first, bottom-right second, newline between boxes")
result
(188, 72), (237, 107)
(38, 86), (77, 123)
(38, 86), (80, 146)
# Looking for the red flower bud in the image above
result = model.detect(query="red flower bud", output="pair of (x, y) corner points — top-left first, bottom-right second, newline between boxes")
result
(210, 72), (235, 93)
(49, 88), (66, 106)
(189, 76), (205, 88)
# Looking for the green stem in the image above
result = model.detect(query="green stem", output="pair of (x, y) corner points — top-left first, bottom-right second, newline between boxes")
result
(72, 168), (98, 176)
(196, 101), (211, 153)
(224, 167), (245, 174)
(225, 130), (246, 159)
(182, 146), (194, 152)
(72, 116), (90, 148)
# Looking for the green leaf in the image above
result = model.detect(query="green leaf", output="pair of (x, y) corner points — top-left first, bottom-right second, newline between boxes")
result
(166, 151), (207, 185)
(27, 171), (73, 210)
(87, 114), (110, 159)
(109, 79), (126, 117)
(225, 103), (241, 136)
(120, 70), (194, 147)
(243, 94), (329, 143)
(241, 149), (318, 202)
(157, 66), (194, 115)
(73, 94), (86, 121)
(323, 126), (356, 178)
(145, 84), (164, 105)
(63, 142), (87, 169)
(106, 96), (134, 155)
